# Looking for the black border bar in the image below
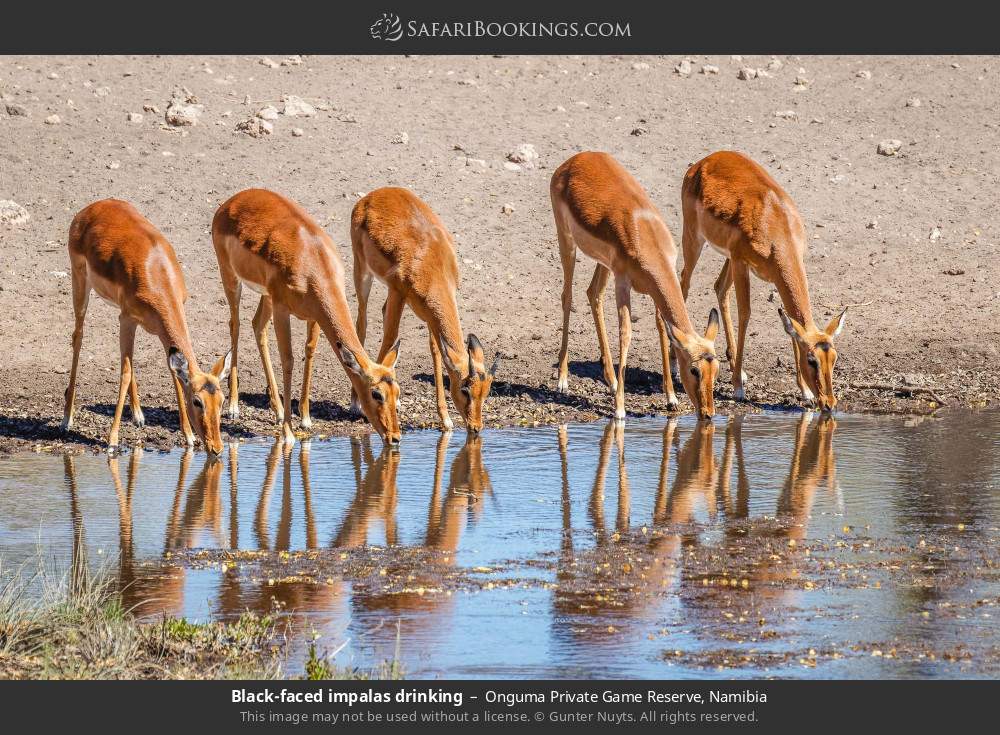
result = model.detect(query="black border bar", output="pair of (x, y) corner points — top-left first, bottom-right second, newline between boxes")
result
(2, 679), (998, 731)
(1, 1), (998, 54)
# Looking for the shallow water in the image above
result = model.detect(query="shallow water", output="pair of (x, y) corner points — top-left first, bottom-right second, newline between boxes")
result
(1, 410), (999, 679)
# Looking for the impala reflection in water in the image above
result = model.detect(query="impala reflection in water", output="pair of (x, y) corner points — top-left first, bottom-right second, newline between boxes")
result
(2, 411), (999, 679)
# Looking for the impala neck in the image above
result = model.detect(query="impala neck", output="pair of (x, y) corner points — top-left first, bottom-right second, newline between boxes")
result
(430, 292), (468, 377)
(643, 264), (696, 335)
(159, 307), (200, 373)
(775, 257), (816, 330)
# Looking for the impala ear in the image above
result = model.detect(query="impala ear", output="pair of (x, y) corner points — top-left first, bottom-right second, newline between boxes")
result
(436, 333), (461, 375)
(489, 351), (502, 377)
(826, 308), (847, 338)
(336, 341), (365, 377)
(704, 308), (720, 342)
(212, 350), (232, 381)
(168, 347), (190, 386)
(665, 321), (688, 352)
(778, 308), (808, 343)
(467, 333), (486, 374)
(381, 338), (401, 370)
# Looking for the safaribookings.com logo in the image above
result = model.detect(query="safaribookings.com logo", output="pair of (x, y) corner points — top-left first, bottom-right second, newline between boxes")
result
(369, 13), (631, 42)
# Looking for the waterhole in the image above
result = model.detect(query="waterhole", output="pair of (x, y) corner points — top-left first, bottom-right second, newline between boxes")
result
(1, 410), (998, 679)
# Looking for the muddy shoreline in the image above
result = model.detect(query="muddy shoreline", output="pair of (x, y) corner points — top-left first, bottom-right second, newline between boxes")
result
(0, 368), (991, 455)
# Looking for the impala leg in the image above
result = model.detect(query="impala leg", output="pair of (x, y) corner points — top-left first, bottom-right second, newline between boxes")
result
(62, 264), (90, 431)
(272, 306), (296, 446)
(678, 215), (704, 301)
(714, 260), (736, 366)
(429, 331), (453, 432)
(791, 337), (815, 404)
(376, 290), (405, 411)
(168, 357), (195, 446)
(351, 258), (373, 414)
(221, 277), (243, 420)
(108, 315), (137, 450)
(555, 220), (576, 393)
(613, 279), (632, 421)
(732, 260), (751, 401)
(300, 320), (321, 430)
(586, 264), (617, 393)
(655, 311), (679, 410)
(128, 361), (144, 427)
(251, 296), (283, 423)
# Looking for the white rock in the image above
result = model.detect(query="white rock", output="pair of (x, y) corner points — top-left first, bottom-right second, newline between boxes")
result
(281, 55), (303, 66)
(737, 67), (758, 80)
(876, 139), (903, 156)
(165, 97), (203, 126)
(0, 200), (30, 226)
(106, 160), (120, 170)
(701, 64), (719, 75)
(44, 114), (60, 125)
(774, 110), (797, 119)
(501, 203), (515, 214)
(905, 97), (921, 107)
(259, 57), (280, 69)
(767, 57), (783, 71)
(126, 112), (143, 123)
(142, 103), (160, 113)
(856, 69), (872, 79)
(235, 117), (273, 138)
(291, 127), (304, 137)
(502, 161), (522, 172)
(48, 71), (59, 79)
(256, 105), (280, 121)
(929, 227), (942, 241)
(281, 95), (315, 117)
(390, 132), (409, 144)
(674, 59), (692, 76)
(506, 143), (538, 168)
(93, 86), (111, 97)
(793, 75), (811, 90)
(465, 157), (488, 168)
(631, 62), (650, 70)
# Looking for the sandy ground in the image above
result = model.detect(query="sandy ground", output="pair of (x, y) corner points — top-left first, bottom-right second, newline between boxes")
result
(1, 54), (998, 453)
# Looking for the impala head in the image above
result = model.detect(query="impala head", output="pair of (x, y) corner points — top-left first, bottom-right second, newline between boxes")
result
(337, 340), (402, 446)
(439, 334), (500, 434)
(779, 307), (847, 412)
(666, 309), (721, 420)
(168, 347), (231, 456)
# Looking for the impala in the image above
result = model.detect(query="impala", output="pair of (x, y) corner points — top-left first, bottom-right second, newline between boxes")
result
(61, 200), (230, 452)
(350, 187), (499, 433)
(212, 189), (401, 447)
(551, 152), (720, 420)
(680, 151), (846, 410)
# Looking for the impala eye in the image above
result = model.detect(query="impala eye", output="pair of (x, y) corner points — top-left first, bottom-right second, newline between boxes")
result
(690, 366), (701, 379)
(371, 389), (384, 402)
(807, 355), (819, 369)
(192, 396), (204, 410)
(461, 386), (472, 397)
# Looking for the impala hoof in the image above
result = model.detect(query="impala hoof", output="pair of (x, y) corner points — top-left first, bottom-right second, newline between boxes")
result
(282, 430), (296, 447)
(734, 387), (746, 402)
(665, 399), (679, 412)
(185, 434), (195, 447)
(224, 404), (240, 420)
(300, 416), (312, 430)
(132, 410), (145, 428)
(442, 416), (454, 432)
(61, 417), (73, 432)
(556, 377), (569, 393)
(614, 408), (626, 422)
